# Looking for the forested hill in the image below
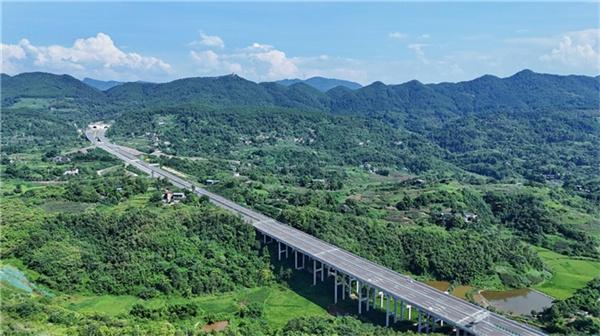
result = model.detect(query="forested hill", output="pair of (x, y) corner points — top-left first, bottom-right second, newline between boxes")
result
(2, 70), (599, 182)
(92, 70), (600, 112)
(275, 76), (363, 91)
(1, 72), (106, 104)
(2, 70), (598, 113)
(82, 77), (123, 91)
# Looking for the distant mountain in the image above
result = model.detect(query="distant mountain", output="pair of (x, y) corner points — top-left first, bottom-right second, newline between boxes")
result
(83, 77), (123, 91)
(328, 69), (599, 115)
(3, 71), (597, 114)
(3, 69), (599, 183)
(106, 74), (276, 107)
(1, 72), (106, 103)
(259, 82), (331, 111)
(275, 76), (362, 92)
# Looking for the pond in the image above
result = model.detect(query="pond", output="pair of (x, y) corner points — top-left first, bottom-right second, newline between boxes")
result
(481, 288), (554, 316)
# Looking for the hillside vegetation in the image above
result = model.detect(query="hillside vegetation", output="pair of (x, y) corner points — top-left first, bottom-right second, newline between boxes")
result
(1, 70), (598, 335)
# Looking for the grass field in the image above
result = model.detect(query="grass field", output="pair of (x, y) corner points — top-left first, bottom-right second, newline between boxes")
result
(61, 285), (328, 328)
(10, 98), (53, 109)
(534, 247), (600, 299)
(40, 200), (92, 213)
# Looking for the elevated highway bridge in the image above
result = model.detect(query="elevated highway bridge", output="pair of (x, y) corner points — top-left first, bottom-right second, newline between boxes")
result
(86, 125), (547, 336)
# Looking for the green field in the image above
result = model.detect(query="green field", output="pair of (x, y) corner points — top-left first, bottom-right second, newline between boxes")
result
(60, 285), (328, 328)
(534, 247), (600, 299)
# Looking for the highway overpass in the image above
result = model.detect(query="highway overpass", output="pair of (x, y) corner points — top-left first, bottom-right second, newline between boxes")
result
(85, 125), (548, 336)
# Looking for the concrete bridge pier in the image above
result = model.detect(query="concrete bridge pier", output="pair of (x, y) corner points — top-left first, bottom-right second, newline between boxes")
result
(393, 298), (398, 323)
(365, 286), (370, 312)
(333, 269), (340, 304)
(358, 281), (363, 314)
(357, 282), (370, 314)
(294, 250), (304, 270)
(385, 293), (395, 327)
(425, 313), (432, 334)
(277, 241), (288, 260)
(312, 259), (324, 285)
(341, 274), (347, 300)
(399, 300), (405, 320)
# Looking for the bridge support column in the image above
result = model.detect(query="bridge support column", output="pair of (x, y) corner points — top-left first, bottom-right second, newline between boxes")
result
(365, 286), (370, 312)
(431, 318), (441, 332)
(341, 274), (346, 300)
(417, 310), (422, 333)
(407, 304), (412, 320)
(321, 263), (325, 282)
(358, 282), (362, 314)
(312, 259), (323, 286)
(294, 250), (304, 270)
(357, 282), (369, 315)
(263, 233), (272, 244)
(278, 241), (288, 261)
(371, 289), (377, 309)
(333, 269), (339, 304)
(400, 301), (405, 320)
(425, 313), (431, 334)
(380, 291), (384, 308)
(385, 294), (392, 327)
(393, 298), (398, 322)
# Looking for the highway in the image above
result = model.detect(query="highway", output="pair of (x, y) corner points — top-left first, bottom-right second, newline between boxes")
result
(85, 125), (547, 336)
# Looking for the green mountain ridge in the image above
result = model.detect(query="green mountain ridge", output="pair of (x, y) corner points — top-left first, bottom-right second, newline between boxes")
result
(275, 76), (363, 91)
(1, 72), (107, 105)
(3, 70), (598, 114)
(2, 70), (599, 183)
(82, 77), (123, 91)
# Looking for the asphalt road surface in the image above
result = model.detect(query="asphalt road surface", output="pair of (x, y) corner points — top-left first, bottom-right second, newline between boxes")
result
(85, 125), (547, 336)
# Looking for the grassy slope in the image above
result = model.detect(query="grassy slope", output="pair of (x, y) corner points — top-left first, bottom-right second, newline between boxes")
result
(59, 285), (327, 328)
(534, 247), (600, 299)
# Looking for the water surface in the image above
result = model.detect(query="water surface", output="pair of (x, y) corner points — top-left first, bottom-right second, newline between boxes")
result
(482, 288), (553, 315)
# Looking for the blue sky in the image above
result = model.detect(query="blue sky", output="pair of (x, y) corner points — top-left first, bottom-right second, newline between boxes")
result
(2, 2), (599, 84)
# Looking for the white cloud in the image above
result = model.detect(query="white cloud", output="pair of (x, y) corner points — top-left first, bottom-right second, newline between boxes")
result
(190, 50), (220, 69)
(192, 32), (225, 49)
(247, 43), (298, 78)
(420, 34), (431, 39)
(389, 32), (408, 40)
(190, 49), (242, 75)
(408, 43), (429, 64)
(540, 29), (600, 70)
(190, 41), (300, 80)
(1, 33), (172, 80)
(0, 43), (27, 73)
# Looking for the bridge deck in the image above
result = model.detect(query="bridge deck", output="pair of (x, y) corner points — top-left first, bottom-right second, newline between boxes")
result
(86, 127), (547, 336)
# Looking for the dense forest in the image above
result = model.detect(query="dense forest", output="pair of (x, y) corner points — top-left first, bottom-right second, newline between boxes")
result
(1, 71), (598, 335)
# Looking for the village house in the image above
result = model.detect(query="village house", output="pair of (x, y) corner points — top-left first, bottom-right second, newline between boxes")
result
(163, 190), (187, 204)
(463, 212), (478, 223)
(63, 168), (79, 176)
